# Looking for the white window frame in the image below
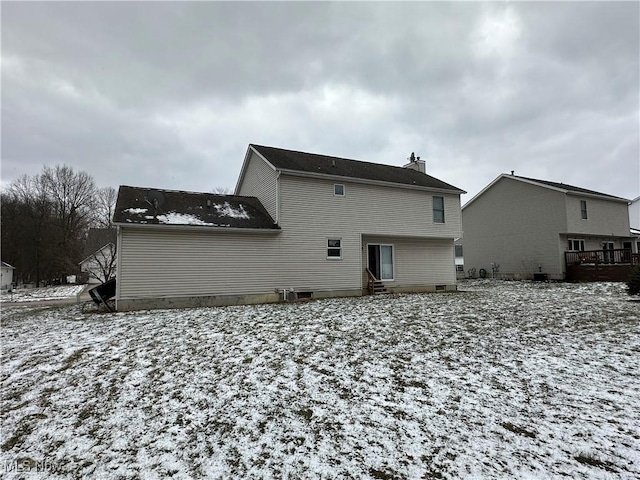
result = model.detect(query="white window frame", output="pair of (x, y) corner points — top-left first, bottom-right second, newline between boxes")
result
(433, 196), (445, 224)
(327, 237), (342, 260)
(367, 243), (395, 281)
(568, 238), (585, 251)
(334, 184), (345, 196)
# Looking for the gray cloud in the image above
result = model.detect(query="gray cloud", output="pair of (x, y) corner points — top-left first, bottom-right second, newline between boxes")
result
(2, 1), (638, 202)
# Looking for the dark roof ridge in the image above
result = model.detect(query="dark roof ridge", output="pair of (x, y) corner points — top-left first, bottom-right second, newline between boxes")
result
(251, 143), (408, 171)
(117, 185), (253, 199)
(250, 144), (465, 193)
(513, 175), (627, 200)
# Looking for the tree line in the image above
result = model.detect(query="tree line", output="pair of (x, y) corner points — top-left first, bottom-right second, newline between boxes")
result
(1, 164), (117, 286)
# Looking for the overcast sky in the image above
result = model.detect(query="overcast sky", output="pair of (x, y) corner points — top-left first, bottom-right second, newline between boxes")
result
(2, 1), (639, 204)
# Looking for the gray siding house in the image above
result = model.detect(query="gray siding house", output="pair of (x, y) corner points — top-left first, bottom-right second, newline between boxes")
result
(462, 173), (634, 280)
(113, 144), (465, 311)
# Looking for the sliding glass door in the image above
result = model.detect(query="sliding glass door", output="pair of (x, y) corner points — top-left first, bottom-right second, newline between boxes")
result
(367, 244), (394, 280)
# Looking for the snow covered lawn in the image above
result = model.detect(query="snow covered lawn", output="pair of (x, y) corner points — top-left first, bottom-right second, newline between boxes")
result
(0, 285), (86, 303)
(1, 281), (638, 479)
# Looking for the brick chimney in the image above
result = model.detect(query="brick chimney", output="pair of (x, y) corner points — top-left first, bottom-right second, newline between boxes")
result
(403, 152), (426, 174)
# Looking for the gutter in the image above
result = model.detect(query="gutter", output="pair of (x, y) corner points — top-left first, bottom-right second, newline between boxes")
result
(112, 222), (281, 234)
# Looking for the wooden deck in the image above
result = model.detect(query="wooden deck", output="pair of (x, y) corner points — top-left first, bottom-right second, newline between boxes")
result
(565, 249), (639, 282)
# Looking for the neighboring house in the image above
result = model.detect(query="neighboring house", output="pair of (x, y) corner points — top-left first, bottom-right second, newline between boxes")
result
(1, 262), (15, 290)
(630, 197), (640, 251)
(80, 228), (117, 284)
(630, 196), (640, 231)
(462, 173), (634, 281)
(454, 242), (464, 279)
(113, 144), (465, 311)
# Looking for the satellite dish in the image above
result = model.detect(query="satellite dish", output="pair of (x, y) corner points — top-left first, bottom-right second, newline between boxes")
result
(145, 190), (165, 212)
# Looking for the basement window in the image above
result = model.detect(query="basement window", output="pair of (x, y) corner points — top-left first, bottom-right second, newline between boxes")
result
(334, 184), (345, 196)
(327, 238), (342, 259)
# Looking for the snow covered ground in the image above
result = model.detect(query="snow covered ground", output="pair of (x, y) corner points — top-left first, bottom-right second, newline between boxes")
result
(1, 280), (638, 479)
(0, 285), (86, 303)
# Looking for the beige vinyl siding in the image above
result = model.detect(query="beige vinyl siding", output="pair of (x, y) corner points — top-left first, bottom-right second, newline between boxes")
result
(279, 175), (462, 239)
(362, 236), (455, 288)
(118, 227), (360, 300)
(236, 151), (278, 222)
(274, 175), (460, 292)
(118, 169), (462, 305)
(565, 195), (630, 236)
(118, 228), (285, 299)
(462, 177), (568, 279)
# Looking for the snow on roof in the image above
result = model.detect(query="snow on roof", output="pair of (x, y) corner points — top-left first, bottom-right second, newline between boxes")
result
(113, 186), (279, 230)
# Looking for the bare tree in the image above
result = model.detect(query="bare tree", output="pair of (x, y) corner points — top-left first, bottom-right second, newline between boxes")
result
(3, 174), (55, 285)
(42, 165), (96, 276)
(93, 186), (118, 228)
(1, 165), (100, 285)
(211, 186), (233, 194)
(85, 244), (117, 283)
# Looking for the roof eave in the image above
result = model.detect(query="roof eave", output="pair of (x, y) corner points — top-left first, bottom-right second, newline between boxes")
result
(113, 222), (281, 234)
(277, 168), (466, 195)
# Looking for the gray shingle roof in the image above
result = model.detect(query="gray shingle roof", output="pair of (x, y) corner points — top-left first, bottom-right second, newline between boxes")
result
(113, 186), (279, 230)
(251, 144), (465, 192)
(515, 176), (627, 200)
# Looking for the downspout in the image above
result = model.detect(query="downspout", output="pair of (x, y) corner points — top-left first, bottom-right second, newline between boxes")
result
(276, 170), (282, 225)
(115, 225), (122, 311)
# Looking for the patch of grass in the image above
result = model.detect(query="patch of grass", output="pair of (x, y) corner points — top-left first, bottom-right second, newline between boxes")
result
(1, 414), (46, 452)
(575, 452), (618, 473)
(501, 422), (537, 438)
(369, 467), (401, 480)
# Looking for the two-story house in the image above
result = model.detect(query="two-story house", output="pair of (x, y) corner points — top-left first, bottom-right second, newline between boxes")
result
(112, 144), (465, 311)
(462, 173), (634, 281)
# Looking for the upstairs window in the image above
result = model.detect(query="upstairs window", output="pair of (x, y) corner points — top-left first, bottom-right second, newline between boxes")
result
(580, 200), (588, 219)
(334, 184), (345, 196)
(568, 239), (585, 251)
(455, 245), (463, 257)
(327, 238), (342, 259)
(433, 196), (445, 223)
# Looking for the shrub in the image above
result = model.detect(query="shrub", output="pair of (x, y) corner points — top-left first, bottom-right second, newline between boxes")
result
(627, 266), (640, 296)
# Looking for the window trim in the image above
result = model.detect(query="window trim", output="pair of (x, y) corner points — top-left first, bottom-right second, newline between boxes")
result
(327, 237), (342, 260)
(334, 184), (345, 196)
(367, 243), (395, 281)
(568, 238), (585, 251)
(433, 196), (445, 224)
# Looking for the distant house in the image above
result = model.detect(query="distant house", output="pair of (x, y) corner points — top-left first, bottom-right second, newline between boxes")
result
(80, 228), (117, 284)
(1, 262), (15, 290)
(630, 196), (640, 230)
(113, 144), (465, 311)
(454, 242), (464, 279)
(462, 174), (635, 281)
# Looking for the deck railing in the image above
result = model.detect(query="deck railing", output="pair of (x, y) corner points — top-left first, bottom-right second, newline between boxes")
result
(565, 249), (639, 266)
(366, 268), (377, 294)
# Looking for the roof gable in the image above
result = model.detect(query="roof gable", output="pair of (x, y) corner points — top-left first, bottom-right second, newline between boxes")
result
(464, 173), (630, 210)
(113, 186), (279, 230)
(250, 144), (465, 193)
(83, 228), (117, 259)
